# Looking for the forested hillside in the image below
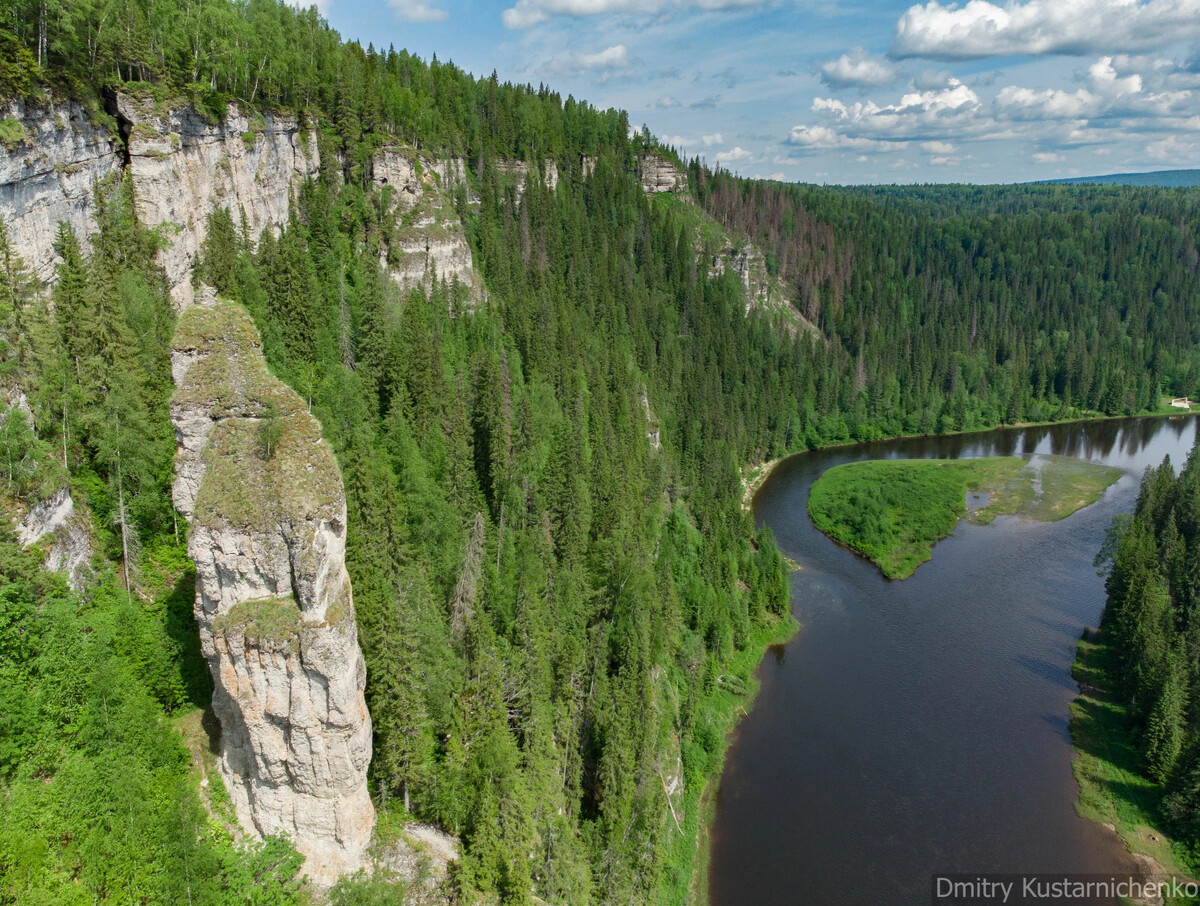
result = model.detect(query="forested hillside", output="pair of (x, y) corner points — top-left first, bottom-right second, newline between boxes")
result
(696, 171), (1200, 440)
(1, 2), (1200, 904)
(1082, 445), (1200, 873)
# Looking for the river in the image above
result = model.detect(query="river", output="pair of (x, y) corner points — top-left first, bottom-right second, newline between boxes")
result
(709, 415), (1199, 905)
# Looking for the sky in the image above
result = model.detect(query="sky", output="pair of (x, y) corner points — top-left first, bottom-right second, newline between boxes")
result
(318, 0), (1200, 184)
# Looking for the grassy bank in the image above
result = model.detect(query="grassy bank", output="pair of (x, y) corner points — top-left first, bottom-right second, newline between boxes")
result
(1070, 633), (1199, 901)
(808, 456), (1123, 579)
(659, 612), (799, 906)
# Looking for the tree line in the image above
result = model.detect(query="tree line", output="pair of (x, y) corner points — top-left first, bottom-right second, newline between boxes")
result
(2, 0), (1200, 901)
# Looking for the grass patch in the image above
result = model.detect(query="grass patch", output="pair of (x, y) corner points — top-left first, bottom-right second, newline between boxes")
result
(808, 455), (1122, 578)
(0, 117), (27, 150)
(213, 595), (303, 649)
(1025, 457), (1125, 521)
(1070, 633), (1199, 899)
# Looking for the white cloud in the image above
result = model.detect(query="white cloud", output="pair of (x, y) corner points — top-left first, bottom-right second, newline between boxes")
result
(661, 132), (725, 150)
(657, 95), (681, 107)
(893, 0), (1200, 60)
(819, 49), (901, 88)
(921, 140), (957, 152)
(1034, 151), (1065, 161)
(808, 79), (985, 140)
(786, 124), (897, 151)
(388, 0), (447, 22)
(543, 44), (632, 78)
(286, 0), (329, 12)
(994, 85), (1098, 119)
(1146, 133), (1200, 159)
(993, 55), (1190, 120)
(502, 0), (766, 28)
(577, 44), (630, 69)
(716, 146), (754, 162)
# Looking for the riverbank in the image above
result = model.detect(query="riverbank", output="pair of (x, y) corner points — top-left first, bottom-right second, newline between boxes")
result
(806, 456), (1122, 579)
(1070, 632), (1199, 903)
(740, 407), (1195, 516)
(661, 611), (799, 906)
(742, 456), (785, 511)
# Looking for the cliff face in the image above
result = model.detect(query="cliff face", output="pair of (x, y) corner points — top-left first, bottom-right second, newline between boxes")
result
(710, 239), (780, 313)
(116, 94), (320, 308)
(495, 157), (559, 196)
(637, 153), (688, 195)
(0, 99), (123, 284)
(372, 145), (485, 309)
(0, 94), (317, 307)
(171, 300), (374, 883)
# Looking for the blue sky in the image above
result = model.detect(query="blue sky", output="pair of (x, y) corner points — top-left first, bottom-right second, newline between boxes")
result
(318, 0), (1200, 184)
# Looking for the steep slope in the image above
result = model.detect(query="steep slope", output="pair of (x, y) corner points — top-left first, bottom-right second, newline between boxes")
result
(0, 98), (122, 284)
(371, 145), (485, 308)
(0, 93), (488, 311)
(171, 299), (374, 883)
(116, 93), (321, 308)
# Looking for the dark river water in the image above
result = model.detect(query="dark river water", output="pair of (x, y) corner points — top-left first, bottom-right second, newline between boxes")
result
(709, 415), (1200, 906)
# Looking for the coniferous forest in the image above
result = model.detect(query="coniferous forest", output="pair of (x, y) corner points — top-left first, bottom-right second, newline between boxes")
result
(0, 1), (1199, 903)
(1085, 445), (1200, 872)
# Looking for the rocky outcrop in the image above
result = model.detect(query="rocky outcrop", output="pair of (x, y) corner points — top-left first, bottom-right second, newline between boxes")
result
(373, 145), (485, 309)
(711, 240), (771, 312)
(637, 153), (688, 195)
(0, 94), (317, 308)
(2, 387), (93, 588)
(0, 99), (123, 285)
(16, 484), (91, 584)
(706, 237), (821, 337)
(171, 300), (374, 883)
(495, 157), (559, 196)
(639, 389), (661, 452)
(117, 93), (319, 308)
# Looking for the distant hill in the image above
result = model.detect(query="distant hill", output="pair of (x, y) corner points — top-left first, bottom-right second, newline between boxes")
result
(1033, 169), (1200, 188)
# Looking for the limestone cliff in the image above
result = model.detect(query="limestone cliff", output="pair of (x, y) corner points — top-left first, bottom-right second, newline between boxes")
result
(171, 300), (374, 883)
(0, 99), (123, 284)
(1, 386), (93, 588)
(372, 145), (485, 309)
(637, 153), (688, 195)
(494, 157), (559, 196)
(116, 93), (320, 308)
(0, 94), (317, 308)
(711, 240), (772, 312)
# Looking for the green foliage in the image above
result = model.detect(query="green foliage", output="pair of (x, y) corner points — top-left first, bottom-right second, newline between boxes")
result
(0, 118), (26, 151)
(0, 520), (305, 904)
(256, 401), (283, 460)
(2, 0), (1200, 901)
(810, 456), (1122, 578)
(0, 31), (33, 102)
(1084, 439), (1200, 869)
(808, 457), (1018, 578)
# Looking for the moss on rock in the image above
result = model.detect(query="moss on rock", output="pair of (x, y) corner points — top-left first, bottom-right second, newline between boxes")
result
(214, 595), (302, 649)
(194, 411), (342, 530)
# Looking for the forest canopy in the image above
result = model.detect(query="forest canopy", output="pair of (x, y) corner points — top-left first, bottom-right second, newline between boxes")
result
(0, 0), (1199, 903)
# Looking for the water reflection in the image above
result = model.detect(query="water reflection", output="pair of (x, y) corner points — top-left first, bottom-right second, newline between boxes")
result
(711, 415), (1199, 906)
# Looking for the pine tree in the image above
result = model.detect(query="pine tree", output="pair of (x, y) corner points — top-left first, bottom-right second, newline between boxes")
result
(201, 207), (239, 296)
(1143, 650), (1188, 782)
(0, 218), (37, 375)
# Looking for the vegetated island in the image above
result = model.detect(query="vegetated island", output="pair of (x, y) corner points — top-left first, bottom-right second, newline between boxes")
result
(808, 456), (1124, 579)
